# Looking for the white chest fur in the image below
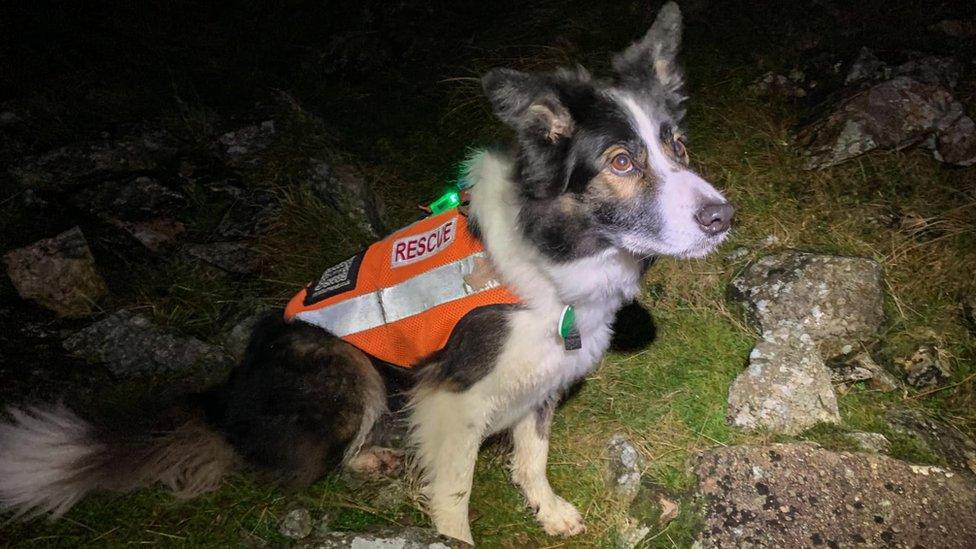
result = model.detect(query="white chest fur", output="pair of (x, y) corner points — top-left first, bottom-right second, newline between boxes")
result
(462, 151), (644, 433)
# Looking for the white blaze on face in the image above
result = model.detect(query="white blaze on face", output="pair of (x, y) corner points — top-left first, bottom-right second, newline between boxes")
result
(613, 92), (729, 258)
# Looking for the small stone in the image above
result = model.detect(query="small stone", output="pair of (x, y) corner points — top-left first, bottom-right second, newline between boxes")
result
(0, 111), (17, 125)
(616, 518), (651, 549)
(748, 72), (807, 99)
(606, 433), (645, 503)
(847, 432), (892, 454)
(219, 120), (276, 165)
(901, 345), (952, 389)
(724, 247), (749, 262)
(658, 496), (680, 525)
(115, 218), (185, 252)
(183, 241), (260, 274)
(934, 114), (976, 167)
(279, 507), (313, 540)
(828, 352), (900, 392)
(3, 227), (108, 318)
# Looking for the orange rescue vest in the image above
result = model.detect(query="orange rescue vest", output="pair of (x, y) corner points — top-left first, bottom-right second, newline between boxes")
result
(284, 210), (520, 368)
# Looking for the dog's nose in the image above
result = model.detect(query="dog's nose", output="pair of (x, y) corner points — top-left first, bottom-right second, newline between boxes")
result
(695, 202), (734, 235)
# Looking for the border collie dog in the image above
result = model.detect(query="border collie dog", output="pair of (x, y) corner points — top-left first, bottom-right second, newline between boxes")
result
(0, 3), (731, 544)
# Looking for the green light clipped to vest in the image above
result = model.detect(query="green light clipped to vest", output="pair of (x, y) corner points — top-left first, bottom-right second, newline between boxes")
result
(428, 187), (461, 214)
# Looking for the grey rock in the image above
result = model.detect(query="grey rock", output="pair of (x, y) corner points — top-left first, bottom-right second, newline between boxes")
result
(827, 352), (900, 392)
(10, 129), (179, 192)
(183, 241), (260, 274)
(844, 48), (888, 86)
(886, 408), (976, 475)
(307, 159), (387, 238)
(63, 311), (230, 376)
(215, 192), (280, 239)
(616, 519), (651, 549)
(115, 218), (186, 252)
(929, 19), (976, 39)
(606, 433), (645, 503)
(724, 247), (750, 262)
(0, 111), (17, 126)
(797, 76), (959, 169)
(279, 508), (313, 540)
(748, 72), (807, 99)
(694, 443), (976, 548)
(296, 527), (464, 548)
(900, 345), (952, 389)
(844, 48), (961, 91)
(730, 252), (884, 360)
(3, 227), (108, 318)
(221, 308), (272, 361)
(71, 176), (186, 222)
(894, 55), (962, 90)
(934, 113), (976, 166)
(727, 335), (840, 435)
(219, 120), (276, 166)
(846, 431), (891, 454)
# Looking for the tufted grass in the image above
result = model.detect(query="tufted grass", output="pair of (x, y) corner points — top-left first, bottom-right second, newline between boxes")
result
(2, 1), (975, 547)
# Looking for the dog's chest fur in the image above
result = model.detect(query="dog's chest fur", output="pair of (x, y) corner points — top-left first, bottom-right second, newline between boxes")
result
(464, 151), (643, 433)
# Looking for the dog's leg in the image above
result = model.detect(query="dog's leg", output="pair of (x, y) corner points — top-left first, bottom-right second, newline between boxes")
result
(510, 401), (585, 537)
(410, 390), (481, 544)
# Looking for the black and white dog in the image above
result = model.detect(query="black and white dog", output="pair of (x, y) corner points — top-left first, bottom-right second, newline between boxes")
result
(0, 3), (731, 544)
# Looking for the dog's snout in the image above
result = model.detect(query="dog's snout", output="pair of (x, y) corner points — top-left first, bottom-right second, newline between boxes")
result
(695, 202), (734, 235)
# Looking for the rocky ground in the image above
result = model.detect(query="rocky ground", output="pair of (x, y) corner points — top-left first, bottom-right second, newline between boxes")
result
(2, 1), (976, 547)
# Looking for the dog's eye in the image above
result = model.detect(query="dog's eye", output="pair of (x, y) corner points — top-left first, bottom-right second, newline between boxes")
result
(610, 153), (635, 175)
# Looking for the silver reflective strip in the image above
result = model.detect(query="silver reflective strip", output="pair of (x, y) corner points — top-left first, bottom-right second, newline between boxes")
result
(295, 252), (496, 337)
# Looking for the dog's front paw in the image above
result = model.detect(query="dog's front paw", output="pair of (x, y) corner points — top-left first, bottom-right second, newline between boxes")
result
(536, 496), (585, 537)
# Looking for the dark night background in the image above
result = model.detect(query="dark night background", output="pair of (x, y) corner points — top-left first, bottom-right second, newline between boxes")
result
(1, 1), (975, 546)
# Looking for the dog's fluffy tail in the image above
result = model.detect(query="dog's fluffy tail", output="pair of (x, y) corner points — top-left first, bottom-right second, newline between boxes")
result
(0, 403), (236, 520)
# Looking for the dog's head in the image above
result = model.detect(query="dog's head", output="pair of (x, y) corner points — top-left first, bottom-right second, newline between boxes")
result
(482, 2), (732, 261)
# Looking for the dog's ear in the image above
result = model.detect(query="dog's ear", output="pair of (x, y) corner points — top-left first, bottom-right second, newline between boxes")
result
(482, 68), (575, 142)
(612, 1), (683, 95)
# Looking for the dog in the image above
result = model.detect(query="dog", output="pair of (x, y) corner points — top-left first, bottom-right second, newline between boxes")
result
(0, 2), (731, 544)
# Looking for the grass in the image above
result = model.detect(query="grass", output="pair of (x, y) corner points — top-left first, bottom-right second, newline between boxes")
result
(2, 1), (976, 547)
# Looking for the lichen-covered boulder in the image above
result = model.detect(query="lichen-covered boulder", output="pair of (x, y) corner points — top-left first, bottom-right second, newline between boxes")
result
(798, 76), (957, 169)
(730, 252), (884, 360)
(695, 443), (976, 548)
(727, 335), (840, 435)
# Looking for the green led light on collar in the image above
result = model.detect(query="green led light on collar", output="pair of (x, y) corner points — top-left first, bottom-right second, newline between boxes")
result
(558, 305), (576, 340)
(428, 188), (461, 214)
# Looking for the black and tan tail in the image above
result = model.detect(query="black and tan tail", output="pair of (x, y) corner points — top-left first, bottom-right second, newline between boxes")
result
(0, 404), (236, 520)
